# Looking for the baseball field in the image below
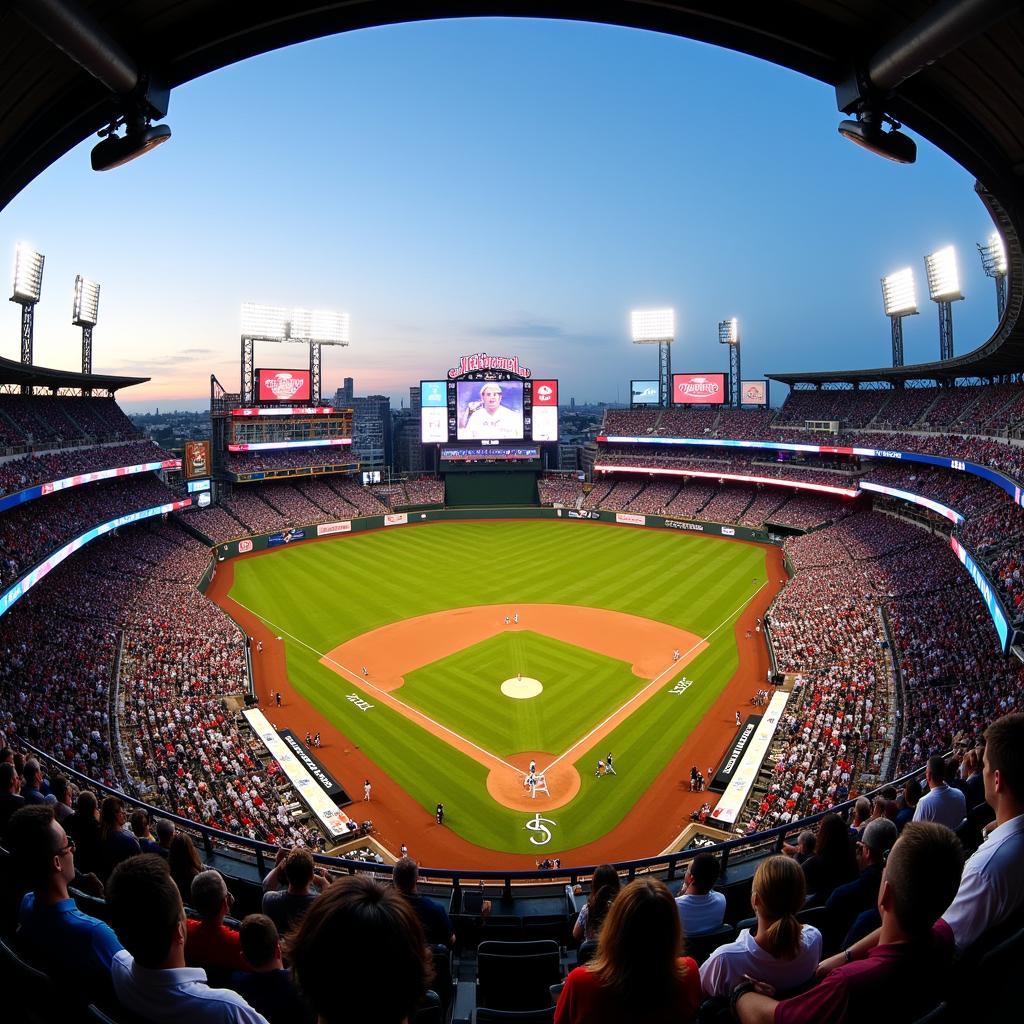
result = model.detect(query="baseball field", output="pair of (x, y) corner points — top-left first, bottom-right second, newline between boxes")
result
(214, 519), (781, 863)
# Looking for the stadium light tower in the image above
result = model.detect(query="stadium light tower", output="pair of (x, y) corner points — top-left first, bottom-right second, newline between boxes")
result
(924, 246), (963, 362)
(630, 308), (675, 408)
(881, 267), (918, 367)
(718, 318), (740, 405)
(73, 275), (101, 377)
(11, 243), (44, 393)
(977, 232), (1008, 320)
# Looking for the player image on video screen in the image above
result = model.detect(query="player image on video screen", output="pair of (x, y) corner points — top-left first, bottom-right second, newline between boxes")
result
(457, 381), (524, 440)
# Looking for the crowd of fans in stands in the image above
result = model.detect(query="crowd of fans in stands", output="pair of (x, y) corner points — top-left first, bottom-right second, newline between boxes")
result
(0, 395), (139, 450)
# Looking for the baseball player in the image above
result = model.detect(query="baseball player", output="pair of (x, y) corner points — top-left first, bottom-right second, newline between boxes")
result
(363, 779), (371, 801)
(605, 752), (617, 775)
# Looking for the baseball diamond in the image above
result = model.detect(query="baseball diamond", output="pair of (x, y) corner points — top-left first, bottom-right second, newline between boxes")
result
(210, 518), (782, 864)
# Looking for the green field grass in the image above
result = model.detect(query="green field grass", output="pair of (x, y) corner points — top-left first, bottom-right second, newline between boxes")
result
(400, 631), (642, 756)
(228, 520), (767, 854)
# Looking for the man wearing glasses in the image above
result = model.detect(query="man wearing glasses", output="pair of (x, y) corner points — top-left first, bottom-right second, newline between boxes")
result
(5, 804), (123, 994)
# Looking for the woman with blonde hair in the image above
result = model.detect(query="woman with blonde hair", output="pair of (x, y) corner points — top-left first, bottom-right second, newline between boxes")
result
(556, 878), (700, 1023)
(699, 855), (822, 998)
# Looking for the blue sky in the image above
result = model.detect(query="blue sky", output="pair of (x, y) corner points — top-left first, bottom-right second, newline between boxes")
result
(0, 18), (1000, 411)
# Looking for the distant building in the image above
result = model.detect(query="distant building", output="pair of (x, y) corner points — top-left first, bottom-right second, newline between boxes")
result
(349, 394), (392, 472)
(558, 444), (580, 472)
(580, 442), (598, 482)
(393, 410), (425, 474)
(333, 377), (355, 404)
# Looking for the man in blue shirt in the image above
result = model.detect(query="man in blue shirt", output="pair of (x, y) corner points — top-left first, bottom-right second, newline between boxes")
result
(393, 856), (455, 946)
(6, 804), (123, 999)
(675, 853), (727, 936)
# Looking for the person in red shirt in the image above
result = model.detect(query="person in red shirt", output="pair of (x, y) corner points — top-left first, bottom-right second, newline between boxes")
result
(555, 878), (700, 1024)
(185, 869), (247, 975)
(732, 822), (963, 1024)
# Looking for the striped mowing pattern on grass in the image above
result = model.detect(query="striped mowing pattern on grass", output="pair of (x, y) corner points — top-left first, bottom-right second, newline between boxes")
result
(229, 520), (767, 853)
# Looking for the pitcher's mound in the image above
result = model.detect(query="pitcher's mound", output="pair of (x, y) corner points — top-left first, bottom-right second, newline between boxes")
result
(501, 677), (543, 699)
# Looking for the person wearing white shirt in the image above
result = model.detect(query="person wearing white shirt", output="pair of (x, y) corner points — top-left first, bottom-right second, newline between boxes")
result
(701, 855), (822, 998)
(675, 852), (727, 937)
(460, 382), (521, 440)
(107, 853), (268, 1024)
(913, 755), (966, 830)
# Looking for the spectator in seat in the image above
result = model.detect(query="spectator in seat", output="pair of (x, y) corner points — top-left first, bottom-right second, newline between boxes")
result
(155, 817), (175, 857)
(893, 780), (920, 832)
(288, 874), (432, 1024)
(849, 797), (871, 838)
(168, 831), (204, 903)
(99, 796), (141, 880)
(130, 808), (164, 855)
(733, 823), (963, 1024)
(793, 831), (816, 866)
(700, 855), (822, 998)
(0, 761), (25, 834)
(187, 870), (247, 974)
(800, 813), (857, 904)
(393, 856), (455, 946)
(106, 854), (268, 1023)
(6, 805), (123, 997)
(65, 790), (102, 877)
(573, 863), (621, 943)
(914, 755), (967, 830)
(556, 878), (700, 1024)
(952, 748), (985, 813)
(825, 817), (897, 950)
(674, 853), (726, 936)
(49, 774), (75, 823)
(20, 759), (47, 804)
(262, 847), (330, 936)
(230, 914), (313, 1024)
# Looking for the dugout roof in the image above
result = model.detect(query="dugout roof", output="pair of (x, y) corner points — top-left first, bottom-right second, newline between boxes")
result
(2, 2), (1022, 385)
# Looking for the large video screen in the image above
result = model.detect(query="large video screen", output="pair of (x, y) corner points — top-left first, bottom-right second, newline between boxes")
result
(673, 373), (727, 405)
(420, 380), (450, 443)
(631, 380), (660, 406)
(258, 368), (311, 402)
(740, 380), (769, 407)
(531, 380), (559, 442)
(457, 380), (524, 440)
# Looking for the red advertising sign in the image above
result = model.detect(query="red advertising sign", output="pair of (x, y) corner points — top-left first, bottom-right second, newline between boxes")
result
(258, 368), (311, 402)
(184, 440), (211, 480)
(673, 373), (727, 405)
(532, 380), (558, 405)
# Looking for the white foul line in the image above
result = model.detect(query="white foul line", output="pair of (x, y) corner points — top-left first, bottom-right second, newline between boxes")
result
(231, 598), (523, 773)
(540, 582), (769, 777)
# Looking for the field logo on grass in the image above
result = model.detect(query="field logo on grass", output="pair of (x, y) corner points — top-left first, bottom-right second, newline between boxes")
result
(346, 693), (374, 712)
(525, 813), (557, 845)
(669, 677), (693, 695)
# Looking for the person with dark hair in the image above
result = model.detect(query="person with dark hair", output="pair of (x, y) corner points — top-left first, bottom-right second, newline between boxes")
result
(65, 789), (102, 876)
(893, 779), (921, 831)
(5, 804), (123, 995)
(230, 914), (312, 1024)
(0, 761), (25, 833)
(98, 795), (141, 880)
(913, 755), (966, 829)
(800, 812), (857, 903)
(20, 758), (47, 804)
(107, 854), (268, 1023)
(288, 874), (433, 1024)
(49, 774), (74, 823)
(154, 817), (175, 856)
(573, 863), (621, 943)
(168, 831), (205, 903)
(674, 853), (725, 936)
(700, 855), (821, 998)
(130, 808), (164, 855)
(262, 847), (330, 935)
(734, 823), (964, 1024)
(556, 878), (700, 1023)
(187, 870), (247, 973)
(392, 856), (455, 946)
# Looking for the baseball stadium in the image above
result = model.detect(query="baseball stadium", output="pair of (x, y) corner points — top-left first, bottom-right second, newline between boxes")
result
(1, 4), (1023, 1024)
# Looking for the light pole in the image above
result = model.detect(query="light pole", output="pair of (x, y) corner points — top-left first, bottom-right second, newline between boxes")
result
(73, 275), (101, 379)
(977, 232), (1008, 320)
(718, 318), (740, 405)
(881, 267), (918, 367)
(630, 308), (675, 408)
(923, 246), (963, 362)
(11, 243), (44, 394)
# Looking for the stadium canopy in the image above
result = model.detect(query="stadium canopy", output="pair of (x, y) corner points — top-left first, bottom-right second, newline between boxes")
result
(1, 1), (1022, 386)
(0, 354), (147, 394)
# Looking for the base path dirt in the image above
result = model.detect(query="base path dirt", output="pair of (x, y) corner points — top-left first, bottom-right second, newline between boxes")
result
(318, 604), (705, 812)
(207, 526), (785, 869)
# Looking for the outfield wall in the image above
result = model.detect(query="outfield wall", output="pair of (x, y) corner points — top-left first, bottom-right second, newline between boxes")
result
(206, 505), (774, 560)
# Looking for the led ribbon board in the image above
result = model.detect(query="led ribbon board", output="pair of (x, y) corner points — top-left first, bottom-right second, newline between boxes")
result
(227, 438), (353, 452)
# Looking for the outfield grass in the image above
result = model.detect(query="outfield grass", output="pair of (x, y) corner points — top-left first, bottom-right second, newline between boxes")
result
(400, 631), (642, 756)
(229, 520), (766, 854)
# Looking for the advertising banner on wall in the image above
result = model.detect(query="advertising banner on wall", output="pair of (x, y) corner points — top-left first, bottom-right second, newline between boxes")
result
(267, 528), (306, 546)
(615, 512), (646, 526)
(384, 513), (408, 526)
(710, 716), (762, 791)
(317, 521), (352, 536)
(257, 368), (311, 402)
(672, 373), (727, 405)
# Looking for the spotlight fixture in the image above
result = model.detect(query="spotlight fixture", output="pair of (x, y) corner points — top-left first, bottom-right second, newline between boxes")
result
(838, 108), (916, 164)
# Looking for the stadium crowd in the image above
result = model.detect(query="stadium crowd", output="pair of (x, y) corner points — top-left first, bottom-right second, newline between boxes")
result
(0, 395), (139, 451)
